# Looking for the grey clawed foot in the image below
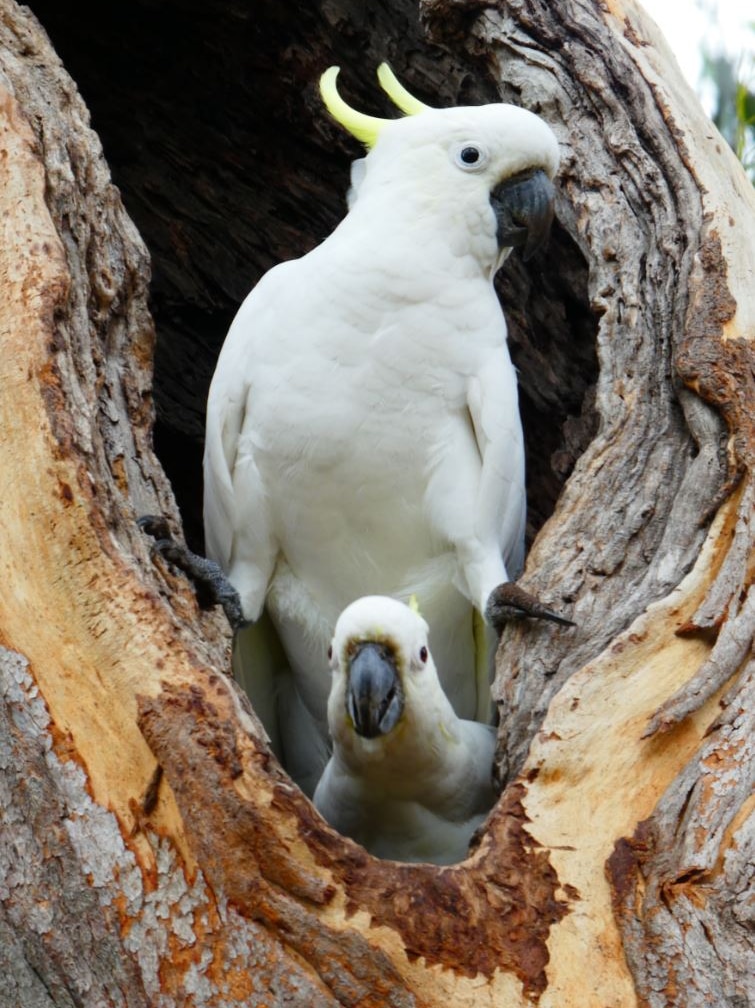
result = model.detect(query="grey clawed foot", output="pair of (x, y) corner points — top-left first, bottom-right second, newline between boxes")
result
(485, 582), (575, 635)
(138, 515), (246, 631)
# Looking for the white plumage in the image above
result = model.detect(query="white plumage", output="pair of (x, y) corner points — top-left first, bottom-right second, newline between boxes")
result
(203, 66), (560, 793)
(313, 596), (496, 864)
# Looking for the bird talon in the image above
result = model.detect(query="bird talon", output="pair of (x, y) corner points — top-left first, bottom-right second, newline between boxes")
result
(137, 513), (172, 540)
(150, 538), (184, 564)
(485, 582), (575, 634)
(138, 515), (245, 631)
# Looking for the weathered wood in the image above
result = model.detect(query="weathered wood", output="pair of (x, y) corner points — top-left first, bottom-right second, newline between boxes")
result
(0, 651), (339, 1007)
(0, 0), (752, 1006)
(608, 657), (754, 1008)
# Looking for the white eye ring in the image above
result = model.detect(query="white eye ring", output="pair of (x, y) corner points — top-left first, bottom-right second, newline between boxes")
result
(453, 142), (488, 172)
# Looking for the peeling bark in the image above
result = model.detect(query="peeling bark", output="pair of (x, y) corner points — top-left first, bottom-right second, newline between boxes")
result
(0, 652), (338, 1008)
(0, 1), (752, 1006)
(608, 659), (754, 1007)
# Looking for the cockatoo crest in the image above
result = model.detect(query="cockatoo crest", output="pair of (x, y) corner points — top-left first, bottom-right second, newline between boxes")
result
(320, 63), (429, 147)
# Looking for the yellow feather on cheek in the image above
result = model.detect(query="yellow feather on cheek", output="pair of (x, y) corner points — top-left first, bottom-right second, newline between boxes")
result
(438, 721), (459, 745)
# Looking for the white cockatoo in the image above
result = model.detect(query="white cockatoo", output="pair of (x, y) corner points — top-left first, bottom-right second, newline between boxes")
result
(313, 596), (496, 864)
(203, 65), (567, 793)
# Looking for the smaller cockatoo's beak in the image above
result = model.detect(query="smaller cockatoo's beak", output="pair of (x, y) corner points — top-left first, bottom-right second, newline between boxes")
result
(346, 641), (404, 738)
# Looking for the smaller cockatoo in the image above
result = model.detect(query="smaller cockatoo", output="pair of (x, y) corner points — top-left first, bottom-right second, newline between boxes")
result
(313, 596), (496, 864)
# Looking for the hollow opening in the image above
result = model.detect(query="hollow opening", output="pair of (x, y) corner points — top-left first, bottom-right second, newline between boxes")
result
(29, 0), (599, 861)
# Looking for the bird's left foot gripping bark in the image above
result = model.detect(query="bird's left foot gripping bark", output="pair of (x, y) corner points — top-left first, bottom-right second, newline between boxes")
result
(485, 582), (575, 634)
(138, 515), (245, 631)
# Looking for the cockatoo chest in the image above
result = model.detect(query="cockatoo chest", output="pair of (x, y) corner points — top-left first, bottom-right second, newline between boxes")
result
(249, 289), (506, 570)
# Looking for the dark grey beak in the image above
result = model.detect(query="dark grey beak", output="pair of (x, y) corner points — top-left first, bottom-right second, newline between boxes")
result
(347, 641), (404, 739)
(490, 168), (555, 261)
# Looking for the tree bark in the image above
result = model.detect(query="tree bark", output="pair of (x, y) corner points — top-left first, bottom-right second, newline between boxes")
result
(0, 1), (752, 1007)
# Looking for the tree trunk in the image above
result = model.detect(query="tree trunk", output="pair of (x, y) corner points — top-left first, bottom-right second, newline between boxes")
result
(0, 1), (752, 1006)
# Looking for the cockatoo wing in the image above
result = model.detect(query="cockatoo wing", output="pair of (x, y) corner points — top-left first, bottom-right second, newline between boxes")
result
(202, 364), (246, 572)
(466, 350), (527, 597)
(203, 268), (294, 621)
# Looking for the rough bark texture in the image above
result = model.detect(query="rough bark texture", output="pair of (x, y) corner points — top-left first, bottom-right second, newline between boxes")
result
(0, 0), (752, 1006)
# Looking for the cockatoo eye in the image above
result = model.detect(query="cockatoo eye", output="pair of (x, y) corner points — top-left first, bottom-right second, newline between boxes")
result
(453, 143), (488, 172)
(327, 644), (333, 660)
(419, 646), (428, 663)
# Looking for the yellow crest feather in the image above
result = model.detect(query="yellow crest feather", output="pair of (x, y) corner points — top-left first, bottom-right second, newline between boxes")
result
(376, 62), (430, 116)
(408, 594), (421, 615)
(319, 66), (389, 148)
(319, 64), (429, 149)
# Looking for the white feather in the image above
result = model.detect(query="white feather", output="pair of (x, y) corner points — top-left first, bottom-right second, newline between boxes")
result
(314, 596), (496, 863)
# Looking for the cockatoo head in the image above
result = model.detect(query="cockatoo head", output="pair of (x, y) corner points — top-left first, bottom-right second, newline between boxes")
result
(320, 64), (560, 261)
(328, 595), (439, 742)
